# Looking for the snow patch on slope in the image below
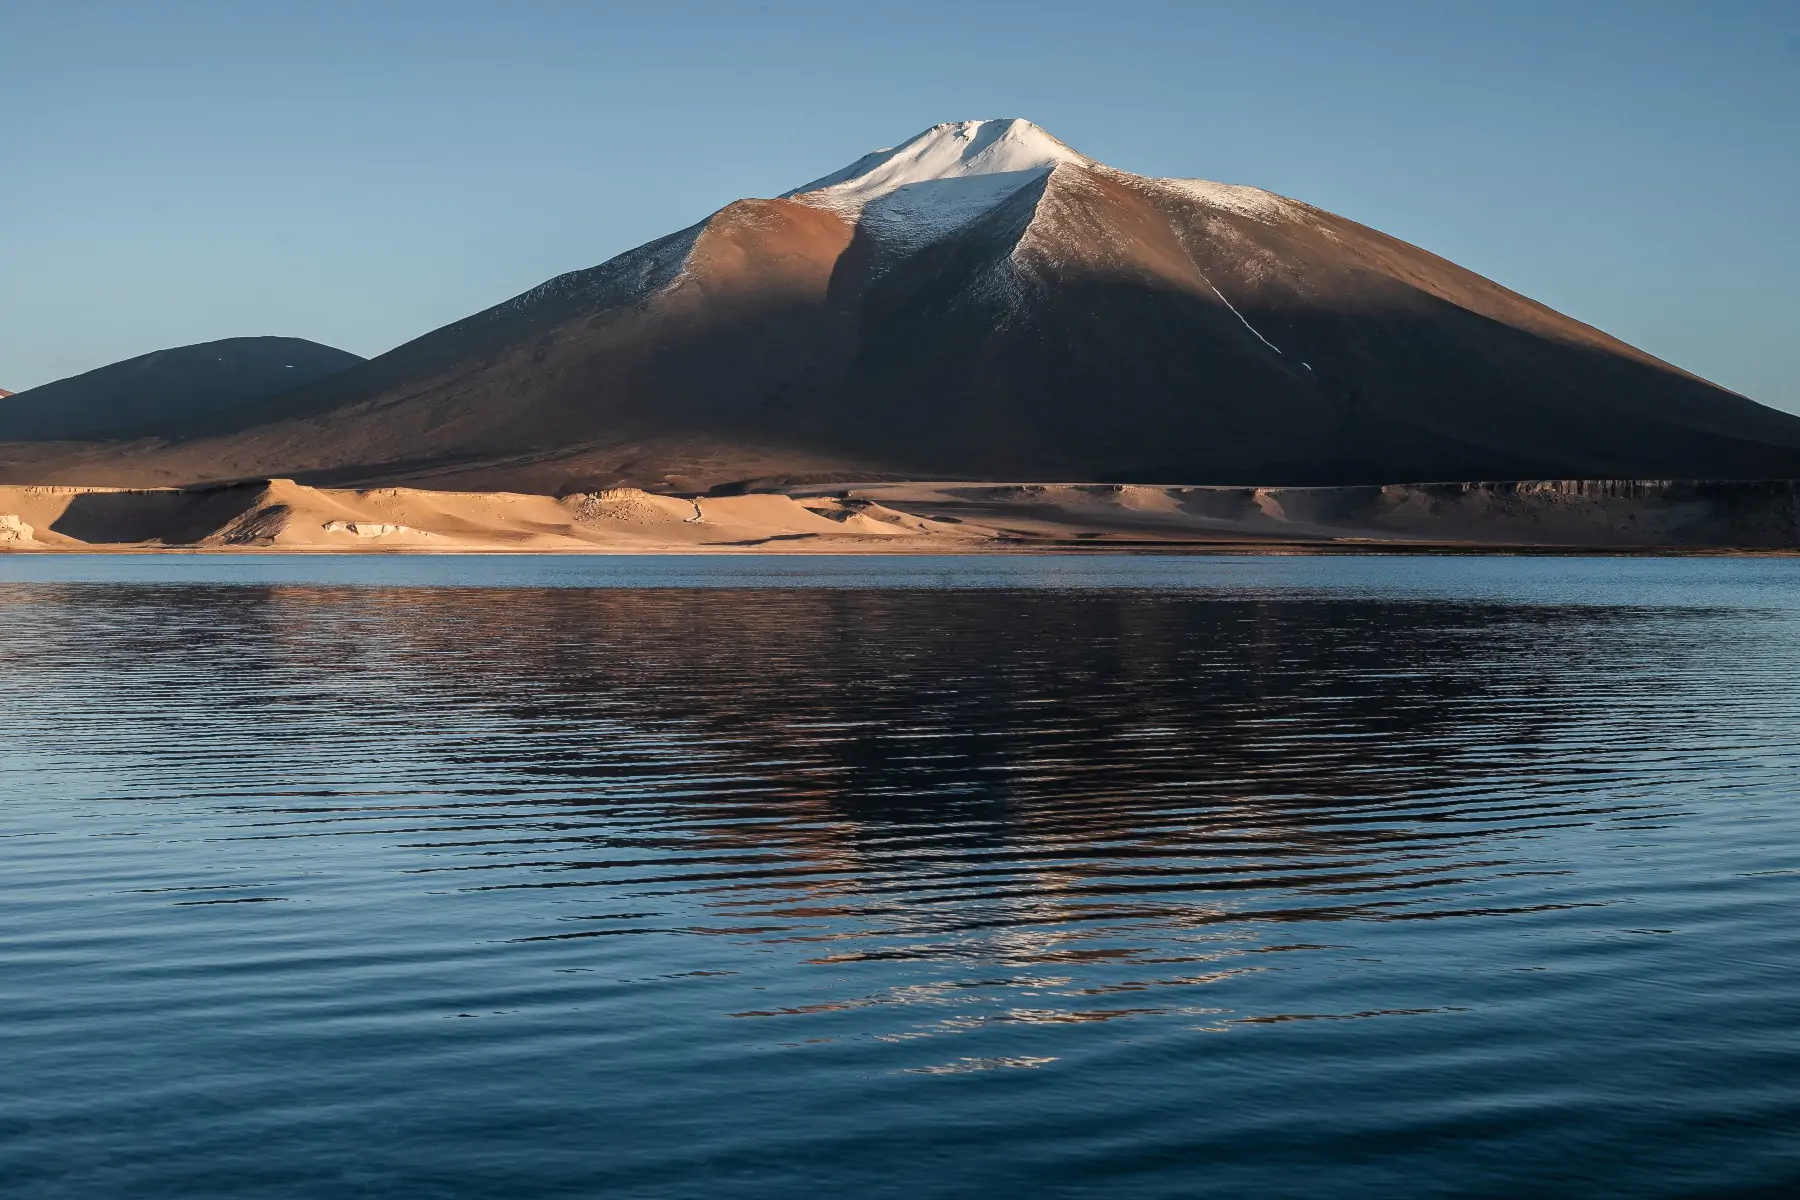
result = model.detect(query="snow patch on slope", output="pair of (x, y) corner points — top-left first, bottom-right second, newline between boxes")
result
(1155, 178), (1297, 223)
(487, 222), (704, 323)
(788, 119), (1089, 256)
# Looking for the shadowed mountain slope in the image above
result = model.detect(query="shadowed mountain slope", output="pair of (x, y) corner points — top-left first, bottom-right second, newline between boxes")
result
(5, 120), (1798, 492)
(0, 337), (364, 442)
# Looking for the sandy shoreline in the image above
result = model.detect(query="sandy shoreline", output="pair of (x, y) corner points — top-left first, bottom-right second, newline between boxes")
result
(2, 478), (1798, 555)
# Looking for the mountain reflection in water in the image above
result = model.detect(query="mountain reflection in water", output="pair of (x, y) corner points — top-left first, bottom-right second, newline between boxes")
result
(5, 564), (1800, 1199)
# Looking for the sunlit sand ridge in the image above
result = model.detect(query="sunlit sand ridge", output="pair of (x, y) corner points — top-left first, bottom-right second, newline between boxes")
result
(2, 477), (1797, 552)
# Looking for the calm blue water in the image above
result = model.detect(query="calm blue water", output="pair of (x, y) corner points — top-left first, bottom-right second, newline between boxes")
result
(4, 555), (1799, 1198)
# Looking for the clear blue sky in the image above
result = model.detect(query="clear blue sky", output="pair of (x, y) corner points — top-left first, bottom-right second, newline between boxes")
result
(4, 0), (1797, 411)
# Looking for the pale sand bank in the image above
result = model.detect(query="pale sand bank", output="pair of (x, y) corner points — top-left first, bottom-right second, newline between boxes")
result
(1, 478), (1797, 553)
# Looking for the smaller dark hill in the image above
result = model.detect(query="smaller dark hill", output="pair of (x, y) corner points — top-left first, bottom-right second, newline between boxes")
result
(0, 337), (364, 441)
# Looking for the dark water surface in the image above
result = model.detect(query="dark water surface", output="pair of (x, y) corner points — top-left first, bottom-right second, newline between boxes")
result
(4, 556), (1799, 1198)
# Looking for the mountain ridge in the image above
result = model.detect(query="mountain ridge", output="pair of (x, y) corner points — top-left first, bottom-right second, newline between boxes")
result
(0, 337), (364, 443)
(3, 118), (1797, 492)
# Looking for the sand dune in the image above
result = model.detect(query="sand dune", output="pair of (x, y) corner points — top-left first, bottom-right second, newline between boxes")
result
(0, 480), (967, 553)
(2, 478), (1795, 553)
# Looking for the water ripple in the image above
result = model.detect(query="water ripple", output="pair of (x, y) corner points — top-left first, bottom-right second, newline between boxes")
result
(5, 560), (1800, 1198)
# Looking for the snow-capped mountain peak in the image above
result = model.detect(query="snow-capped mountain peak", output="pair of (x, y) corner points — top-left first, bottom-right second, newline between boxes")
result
(784, 119), (1092, 257)
(785, 119), (1089, 204)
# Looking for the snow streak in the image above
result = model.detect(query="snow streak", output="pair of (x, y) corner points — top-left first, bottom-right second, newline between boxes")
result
(1206, 283), (1283, 356)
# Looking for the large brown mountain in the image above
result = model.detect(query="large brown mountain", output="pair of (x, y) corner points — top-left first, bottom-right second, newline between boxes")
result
(8, 119), (1799, 492)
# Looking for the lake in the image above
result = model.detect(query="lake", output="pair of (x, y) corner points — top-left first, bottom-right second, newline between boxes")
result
(4, 555), (1799, 1198)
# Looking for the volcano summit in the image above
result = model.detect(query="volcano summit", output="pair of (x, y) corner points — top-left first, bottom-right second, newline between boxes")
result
(8, 118), (1800, 495)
